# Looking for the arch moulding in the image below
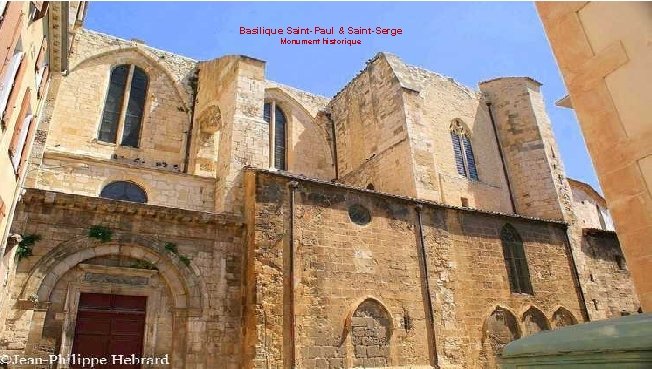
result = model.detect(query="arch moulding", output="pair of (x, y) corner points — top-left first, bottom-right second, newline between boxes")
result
(19, 233), (206, 317)
(69, 45), (194, 113)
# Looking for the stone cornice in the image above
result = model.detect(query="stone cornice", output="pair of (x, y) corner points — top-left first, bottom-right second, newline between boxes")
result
(42, 150), (217, 183)
(21, 188), (242, 226)
(247, 167), (568, 226)
(47, 1), (64, 73)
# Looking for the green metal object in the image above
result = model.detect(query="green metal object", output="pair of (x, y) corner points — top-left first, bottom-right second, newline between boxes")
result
(500, 313), (652, 368)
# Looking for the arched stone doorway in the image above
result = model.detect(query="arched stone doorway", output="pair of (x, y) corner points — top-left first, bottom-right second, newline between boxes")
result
(14, 235), (206, 369)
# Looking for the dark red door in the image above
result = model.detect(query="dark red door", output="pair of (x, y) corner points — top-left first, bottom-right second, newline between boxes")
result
(71, 293), (147, 369)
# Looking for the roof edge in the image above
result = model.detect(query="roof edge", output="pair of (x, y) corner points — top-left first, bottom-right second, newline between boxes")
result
(247, 167), (567, 226)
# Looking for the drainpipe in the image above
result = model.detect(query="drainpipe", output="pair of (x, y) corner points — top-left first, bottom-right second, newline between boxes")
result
(415, 204), (438, 368)
(328, 113), (339, 180)
(486, 102), (516, 213)
(183, 69), (198, 173)
(562, 226), (591, 322)
(286, 180), (299, 368)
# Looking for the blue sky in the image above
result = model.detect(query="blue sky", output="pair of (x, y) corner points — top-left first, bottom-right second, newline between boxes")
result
(85, 1), (601, 192)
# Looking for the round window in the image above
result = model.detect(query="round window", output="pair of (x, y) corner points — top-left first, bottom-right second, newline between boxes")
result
(348, 204), (371, 225)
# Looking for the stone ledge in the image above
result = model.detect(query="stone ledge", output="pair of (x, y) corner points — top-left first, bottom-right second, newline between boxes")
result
(247, 167), (567, 226)
(19, 188), (243, 226)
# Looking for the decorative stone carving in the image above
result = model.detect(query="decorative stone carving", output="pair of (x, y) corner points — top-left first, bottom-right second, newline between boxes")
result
(83, 272), (149, 286)
(197, 104), (222, 133)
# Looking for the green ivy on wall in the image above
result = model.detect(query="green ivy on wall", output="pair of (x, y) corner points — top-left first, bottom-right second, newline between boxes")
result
(88, 225), (112, 242)
(16, 234), (42, 260)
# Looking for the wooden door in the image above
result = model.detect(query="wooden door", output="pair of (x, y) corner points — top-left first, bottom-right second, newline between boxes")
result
(71, 293), (147, 368)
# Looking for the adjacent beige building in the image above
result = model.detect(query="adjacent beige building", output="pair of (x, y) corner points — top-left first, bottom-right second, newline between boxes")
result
(0, 0), (86, 318)
(0, 4), (642, 368)
(537, 1), (652, 311)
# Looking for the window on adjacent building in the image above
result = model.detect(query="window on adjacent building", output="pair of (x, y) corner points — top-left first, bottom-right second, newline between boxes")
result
(0, 2), (8, 20)
(98, 64), (148, 148)
(100, 181), (147, 203)
(501, 224), (533, 294)
(450, 119), (478, 180)
(8, 88), (34, 177)
(34, 36), (49, 98)
(263, 101), (287, 170)
(0, 41), (25, 130)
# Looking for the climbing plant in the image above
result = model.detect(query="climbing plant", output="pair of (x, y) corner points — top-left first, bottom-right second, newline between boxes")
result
(164, 242), (192, 267)
(16, 234), (42, 260)
(88, 225), (113, 242)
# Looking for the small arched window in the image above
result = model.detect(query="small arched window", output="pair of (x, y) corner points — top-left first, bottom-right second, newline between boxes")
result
(450, 119), (478, 180)
(100, 181), (147, 203)
(98, 64), (149, 148)
(500, 224), (533, 294)
(263, 101), (287, 170)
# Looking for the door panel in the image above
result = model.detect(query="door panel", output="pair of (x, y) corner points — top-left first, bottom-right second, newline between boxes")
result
(72, 293), (147, 369)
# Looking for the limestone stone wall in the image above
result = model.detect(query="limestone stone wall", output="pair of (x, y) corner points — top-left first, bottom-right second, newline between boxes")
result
(195, 55), (267, 214)
(386, 54), (513, 212)
(30, 153), (215, 212)
(479, 78), (568, 221)
(329, 54), (418, 197)
(565, 179), (639, 321)
(244, 170), (586, 369)
(43, 29), (197, 174)
(328, 53), (515, 213)
(579, 230), (640, 320)
(0, 189), (244, 369)
(569, 179), (614, 231)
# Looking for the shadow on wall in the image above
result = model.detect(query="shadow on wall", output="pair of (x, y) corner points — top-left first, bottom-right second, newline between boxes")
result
(266, 88), (335, 181)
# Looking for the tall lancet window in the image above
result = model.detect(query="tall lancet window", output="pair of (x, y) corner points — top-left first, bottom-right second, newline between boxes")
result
(450, 119), (478, 180)
(263, 101), (287, 170)
(501, 224), (533, 294)
(99, 64), (149, 148)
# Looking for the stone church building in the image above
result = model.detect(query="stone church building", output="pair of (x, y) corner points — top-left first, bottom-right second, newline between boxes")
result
(0, 27), (640, 369)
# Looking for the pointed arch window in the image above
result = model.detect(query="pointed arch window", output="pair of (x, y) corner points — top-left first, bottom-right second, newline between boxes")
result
(263, 101), (287, 170)
(450, 119), (478, 180)
(100, 181), (147, 203)
(98, 64), (148, 148)
(501, 224), (533, 294)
